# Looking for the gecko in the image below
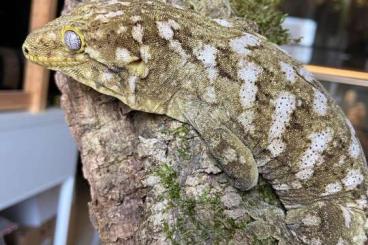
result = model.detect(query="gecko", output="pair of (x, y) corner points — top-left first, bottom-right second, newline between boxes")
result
(23, 0), (368, 243)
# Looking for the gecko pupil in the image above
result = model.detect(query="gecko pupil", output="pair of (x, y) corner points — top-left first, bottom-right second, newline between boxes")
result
(64, 30), (81, 51)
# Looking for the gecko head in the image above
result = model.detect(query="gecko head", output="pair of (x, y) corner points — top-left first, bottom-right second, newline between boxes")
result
(22, 19), (89, 69)
(23, 0), (156, 107)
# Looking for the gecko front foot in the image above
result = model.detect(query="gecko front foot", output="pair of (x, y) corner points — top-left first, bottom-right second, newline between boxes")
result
(182, 101), (259, 191)
(209, 128), (259, 191)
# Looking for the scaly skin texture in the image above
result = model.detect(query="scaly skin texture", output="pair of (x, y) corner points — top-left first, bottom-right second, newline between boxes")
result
(23, 0), (368, 244)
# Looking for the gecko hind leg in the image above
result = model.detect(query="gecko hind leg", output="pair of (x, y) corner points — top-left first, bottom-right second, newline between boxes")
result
(286, 200), (367, 244)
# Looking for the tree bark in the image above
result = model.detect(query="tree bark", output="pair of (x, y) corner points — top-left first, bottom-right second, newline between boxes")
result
(58, 0), (295, 244)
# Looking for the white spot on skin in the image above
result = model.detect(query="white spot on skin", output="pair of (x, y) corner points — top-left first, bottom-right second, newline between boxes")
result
(296, 128), (334, 180)
(95, 10), (124, 22)
(355, 195), (368, 209)
(313, 88), (328, 116)
(95, 30), (106, 39)
(302, 214), (321, 226)
(167, 19), (180, 30)
(336, 237), (347, 245)
(273, 183), (290, 191)
(85, 47), (101, 58)
(194, 44), (217, 67)
(119, 1), (130, 5)
(267, 92), (296, 157)
(340, 205), (352, 228)
(107, 0), (121, 4)
(156, 21), (174, 40)
(107, 11), (124, 17)
(349, 136), (362, 159)
(322, 181), (342, 196)
(342, 169), (364, 190)
(280, 62), (296, 83)
(168, 40), (189, 62)
(156, 20), (188, 62)
(117, 25), (128, 34)
(213, 18), (233, 27)
(202, 86), (217, 104)
(128, 76), (138, 93)
(130, 15), (141, 23)
(207, 67), (219, 81)
(267, 138), (286, 158)
(172, 4), (184, 9)
(291, 180), (302, 189)
(345, 118), (363, 159)
(301, 236), (322, 245)
(230, 33), (261, 56)
(194, 44), (219, 81)
(140, 45), (151, 63)
(237, 61), (262, 135)
(295, 168), (314, 181)
(237, 111), (255, 134)
(238, 61), (262, 109)
(352, 234), (368, 244)
(310, 238), (322, 245)
(47, 32), (57, 40)
(115, 48), (138, 64)
(256, 156), (271, 168)
(108, 0), (130, 5)
(132, 24), (144, 43)
(101, 72), (113, 82)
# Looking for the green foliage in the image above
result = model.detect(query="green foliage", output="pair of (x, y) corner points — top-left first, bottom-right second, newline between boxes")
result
(230, 0), (290, 45)
(154, 164), (181, 201)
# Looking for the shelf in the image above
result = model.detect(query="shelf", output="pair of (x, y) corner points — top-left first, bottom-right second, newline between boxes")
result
(307, 65), (368, 87)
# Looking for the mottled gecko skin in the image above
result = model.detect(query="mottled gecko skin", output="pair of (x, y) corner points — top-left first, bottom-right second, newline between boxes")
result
(23, 0), (368, 243)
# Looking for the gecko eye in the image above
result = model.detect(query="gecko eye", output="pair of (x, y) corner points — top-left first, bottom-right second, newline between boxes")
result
(64, 30), (82, 51)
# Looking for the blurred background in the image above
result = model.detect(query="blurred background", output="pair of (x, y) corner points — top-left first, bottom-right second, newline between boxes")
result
(0, 0), (367, 244)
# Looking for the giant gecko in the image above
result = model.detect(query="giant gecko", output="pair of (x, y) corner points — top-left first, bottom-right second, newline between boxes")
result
(23, 0), (368, 243)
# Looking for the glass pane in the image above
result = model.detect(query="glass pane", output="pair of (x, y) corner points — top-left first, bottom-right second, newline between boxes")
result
(281, 0), (368, 71)
(322, 80), (368, 157)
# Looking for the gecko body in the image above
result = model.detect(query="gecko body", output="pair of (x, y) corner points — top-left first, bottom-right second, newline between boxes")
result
(23, 0), (368, 243)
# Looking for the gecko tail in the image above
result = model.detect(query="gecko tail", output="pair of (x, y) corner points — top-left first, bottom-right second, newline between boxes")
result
(285, 200), (367, 245)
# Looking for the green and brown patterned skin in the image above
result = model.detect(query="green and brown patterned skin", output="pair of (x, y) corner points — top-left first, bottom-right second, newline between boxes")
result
(23, 0), (368, 243)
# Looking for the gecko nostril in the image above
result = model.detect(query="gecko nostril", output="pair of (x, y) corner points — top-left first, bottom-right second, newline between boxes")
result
(23, 46), (29, 54)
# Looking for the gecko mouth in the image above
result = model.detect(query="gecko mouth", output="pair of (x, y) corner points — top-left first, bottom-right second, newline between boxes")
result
(23, 44), (87, 68)
(24, 53), (86, 67)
